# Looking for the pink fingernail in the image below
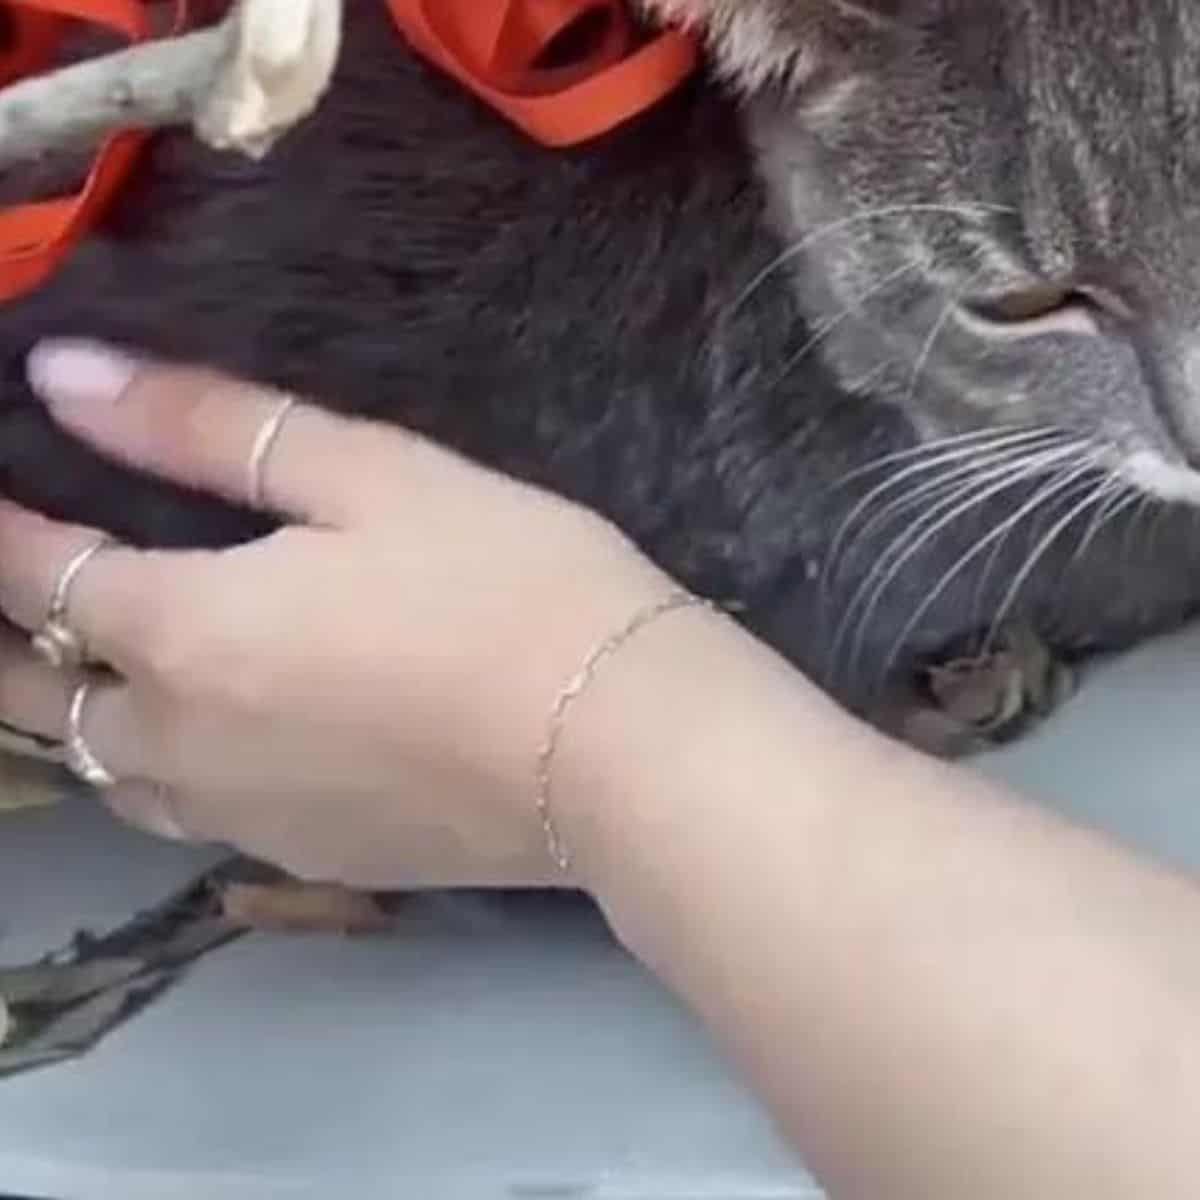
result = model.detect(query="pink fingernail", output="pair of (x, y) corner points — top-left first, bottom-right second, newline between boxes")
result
(27, 339), (138, 410)
(105, 786), (191, 844)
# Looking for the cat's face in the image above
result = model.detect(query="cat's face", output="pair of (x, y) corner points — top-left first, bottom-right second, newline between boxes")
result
(748, 0), (1200, 504)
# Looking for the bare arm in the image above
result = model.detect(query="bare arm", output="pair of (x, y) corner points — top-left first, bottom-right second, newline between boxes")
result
(5, 344), (1197, 1197)
(561, 609), (1200, 1199)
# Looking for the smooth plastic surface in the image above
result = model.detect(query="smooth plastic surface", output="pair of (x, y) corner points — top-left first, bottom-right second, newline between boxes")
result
(4, 622), (1200, 1198)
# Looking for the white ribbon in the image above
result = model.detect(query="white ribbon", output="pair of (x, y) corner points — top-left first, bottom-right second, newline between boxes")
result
(196, 0), (345, 158)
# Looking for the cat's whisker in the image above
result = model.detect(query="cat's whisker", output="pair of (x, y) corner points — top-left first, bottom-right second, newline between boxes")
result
(829, 423), (1049, 491)
(839, 361), (893, 395)
(900, 262), (990, 412)
(1068, 475), (1138, 566)
(1120, 493), (1159, 563)
(1142, 496), (1172, 560)
(823, 427), (1064, 595)
(1105, 486), (1145, 525)
(827, 256), (1017, 608)
(724, 201), (1016, 318)
(828, 463), (1013, 678)
(771, 260), (921, 385)
(832, 452), (1053, 591)
(877, 459), (1104, 682)
(965, 450), (1114, 624)
(831, 440), (1089, 683)
(828, 439), (1080, 628)
(843, 446), (1092, 674)
(831, 450), (1040, 572)
(980, 466), (1114, 656)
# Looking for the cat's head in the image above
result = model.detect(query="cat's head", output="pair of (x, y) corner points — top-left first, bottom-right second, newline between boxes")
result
(654, 0), (1200, 505)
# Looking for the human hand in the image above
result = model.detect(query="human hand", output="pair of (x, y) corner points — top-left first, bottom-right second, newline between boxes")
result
(0, 340), (674, 888)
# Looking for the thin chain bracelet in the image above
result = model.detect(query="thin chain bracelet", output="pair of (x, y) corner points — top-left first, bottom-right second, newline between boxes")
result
(534, 589), (720, 874)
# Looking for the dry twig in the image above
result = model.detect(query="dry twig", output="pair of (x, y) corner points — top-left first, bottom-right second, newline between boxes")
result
(0, 0), (342, 170)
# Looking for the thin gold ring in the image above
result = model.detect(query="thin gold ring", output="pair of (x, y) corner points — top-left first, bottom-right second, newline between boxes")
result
(247, 394), (296, 509)
(64, 680), (117, 790)
(31, 535), (112, 670)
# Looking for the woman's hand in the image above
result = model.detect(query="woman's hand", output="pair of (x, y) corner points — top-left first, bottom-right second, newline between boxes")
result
(8, 348), (1200, 1199)
(0, 340), (671, 887)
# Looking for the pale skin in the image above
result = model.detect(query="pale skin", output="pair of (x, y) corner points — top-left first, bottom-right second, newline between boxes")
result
(5, 337), (1200, 1197)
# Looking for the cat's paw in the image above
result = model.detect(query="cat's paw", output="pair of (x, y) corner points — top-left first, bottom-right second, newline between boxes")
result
(873, 625), (1075, 758)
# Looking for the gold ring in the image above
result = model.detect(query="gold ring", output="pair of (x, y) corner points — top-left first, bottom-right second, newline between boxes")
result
(247, 394), (296, 509)
(64, 680), (117, 789)
(31, 535), (112, 670)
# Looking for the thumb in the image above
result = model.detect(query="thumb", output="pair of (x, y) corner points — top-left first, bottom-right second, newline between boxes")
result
(26, 339), (396, 526)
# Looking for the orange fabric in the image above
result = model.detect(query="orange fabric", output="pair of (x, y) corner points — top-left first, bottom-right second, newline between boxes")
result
(0, 0), (696, 303)
(387, 0), (698, 147)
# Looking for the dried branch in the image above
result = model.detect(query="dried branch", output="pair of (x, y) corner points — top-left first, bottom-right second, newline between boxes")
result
(0, 0), (342, 171)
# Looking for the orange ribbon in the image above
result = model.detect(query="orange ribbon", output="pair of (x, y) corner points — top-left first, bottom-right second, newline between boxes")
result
(0, 0), (696, 303)
(387, 0), (698, 147)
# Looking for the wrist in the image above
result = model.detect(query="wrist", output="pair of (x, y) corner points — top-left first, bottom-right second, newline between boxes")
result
(545, 595), (862, 923)
(533, 590), (716, 873)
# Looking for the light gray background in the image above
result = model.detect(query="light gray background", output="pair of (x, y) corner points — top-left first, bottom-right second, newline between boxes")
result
(3, 622), (1200, 1199)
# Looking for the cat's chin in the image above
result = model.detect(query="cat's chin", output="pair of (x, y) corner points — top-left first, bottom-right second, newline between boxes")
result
(1120, 450), (1200, 508)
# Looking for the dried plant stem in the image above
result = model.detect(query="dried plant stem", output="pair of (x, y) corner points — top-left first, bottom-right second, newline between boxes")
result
(0, 0), (343, 169)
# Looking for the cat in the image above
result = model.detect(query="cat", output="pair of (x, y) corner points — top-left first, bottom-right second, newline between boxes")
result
(3, 0), (1200, 755)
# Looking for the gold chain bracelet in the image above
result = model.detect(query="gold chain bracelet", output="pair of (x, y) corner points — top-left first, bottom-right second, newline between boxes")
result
(534, 589), (718, 873)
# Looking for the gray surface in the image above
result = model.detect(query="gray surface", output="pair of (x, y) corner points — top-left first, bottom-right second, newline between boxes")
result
(4, 622), (1200, 1198)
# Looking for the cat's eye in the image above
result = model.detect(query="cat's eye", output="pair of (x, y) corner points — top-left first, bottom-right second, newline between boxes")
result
(961, 282), (1106, 340)
(969, 283), (1084, 324)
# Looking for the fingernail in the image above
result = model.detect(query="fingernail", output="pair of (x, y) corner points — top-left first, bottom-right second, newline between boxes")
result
(106, 782), (191, 843)
(27, 339), (139, 411)
(145, 800), (189, 843)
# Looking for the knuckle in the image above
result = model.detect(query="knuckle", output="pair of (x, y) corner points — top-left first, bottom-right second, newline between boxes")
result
(136, 595), (203, 694)
(125, 557), (267, 711)
(134, 371), (222, 457)
(141, 622), (201, 694)
(144, 622), (268, 715)
(124, 366), (266, 489)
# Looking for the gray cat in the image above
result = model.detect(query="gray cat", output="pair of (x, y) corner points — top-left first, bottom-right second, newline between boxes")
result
(2, 0), (1197, 755)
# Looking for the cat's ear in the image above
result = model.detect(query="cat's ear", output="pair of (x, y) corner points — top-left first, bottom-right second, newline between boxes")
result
(640, 0), (911, 90)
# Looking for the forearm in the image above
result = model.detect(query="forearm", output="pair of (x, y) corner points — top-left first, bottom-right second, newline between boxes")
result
(561, 610), (1200, 1199)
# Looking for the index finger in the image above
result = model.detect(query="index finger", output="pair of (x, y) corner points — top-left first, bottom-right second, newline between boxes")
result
(27, 340), (407, 526)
